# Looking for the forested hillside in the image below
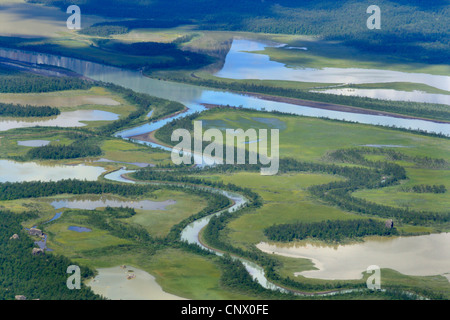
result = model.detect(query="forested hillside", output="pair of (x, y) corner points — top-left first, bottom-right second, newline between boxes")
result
(27, 0), (450, 63)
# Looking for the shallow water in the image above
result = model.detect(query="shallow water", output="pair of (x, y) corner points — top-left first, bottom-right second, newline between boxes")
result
(0, 109), (119, 131)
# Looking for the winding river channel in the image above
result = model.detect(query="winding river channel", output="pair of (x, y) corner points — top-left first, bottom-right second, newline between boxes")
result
(0, 41), (449, 298)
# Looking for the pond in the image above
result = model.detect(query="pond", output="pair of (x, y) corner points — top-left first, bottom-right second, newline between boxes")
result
(68, 226), (92, 233)
(17, 140), (51, 147)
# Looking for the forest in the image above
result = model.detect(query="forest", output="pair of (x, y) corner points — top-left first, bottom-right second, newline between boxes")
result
(406, 184), (447, 194)
(0, 66), (93, 93)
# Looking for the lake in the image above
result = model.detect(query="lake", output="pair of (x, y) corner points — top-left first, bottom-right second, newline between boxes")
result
(257, 233), (450, 281)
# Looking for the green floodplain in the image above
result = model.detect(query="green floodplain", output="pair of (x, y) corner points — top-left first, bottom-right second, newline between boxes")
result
(1, 84), (449, 299)
(0, 0), (449, 301)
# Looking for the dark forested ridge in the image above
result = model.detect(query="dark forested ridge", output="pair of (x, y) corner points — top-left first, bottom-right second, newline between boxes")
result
(0, 210), (102, 300)
(264, 219), (398, 242)
(0, 66), (93, 93)
(0, 180), (157, 201)
(0, 103), (60, 117)
(80, 19), (192, 36)
(26, 141), (102, 160)
(27, 0), (450, 63)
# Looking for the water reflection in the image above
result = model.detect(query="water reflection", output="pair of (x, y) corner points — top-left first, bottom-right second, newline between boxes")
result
(0, 159), (106, 182)
(216, 39), (450, 92)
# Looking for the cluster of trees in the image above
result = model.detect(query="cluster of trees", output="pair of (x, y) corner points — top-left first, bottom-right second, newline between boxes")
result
(0, 73), (93, 93)
(405, 184), (447, 194)
(80, 25), (129, 37)
(104, 206), (136, 218)
(26, 141), (102, 160)
(0, 103), (60, 117)
(0, 210), (102, 300)
(80, 19), (191, 37)
(0, 179), (157, 201)
(264, 219), (398, 242)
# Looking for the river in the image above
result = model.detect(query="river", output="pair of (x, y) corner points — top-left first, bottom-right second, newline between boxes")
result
(0, 45), (449, 135)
